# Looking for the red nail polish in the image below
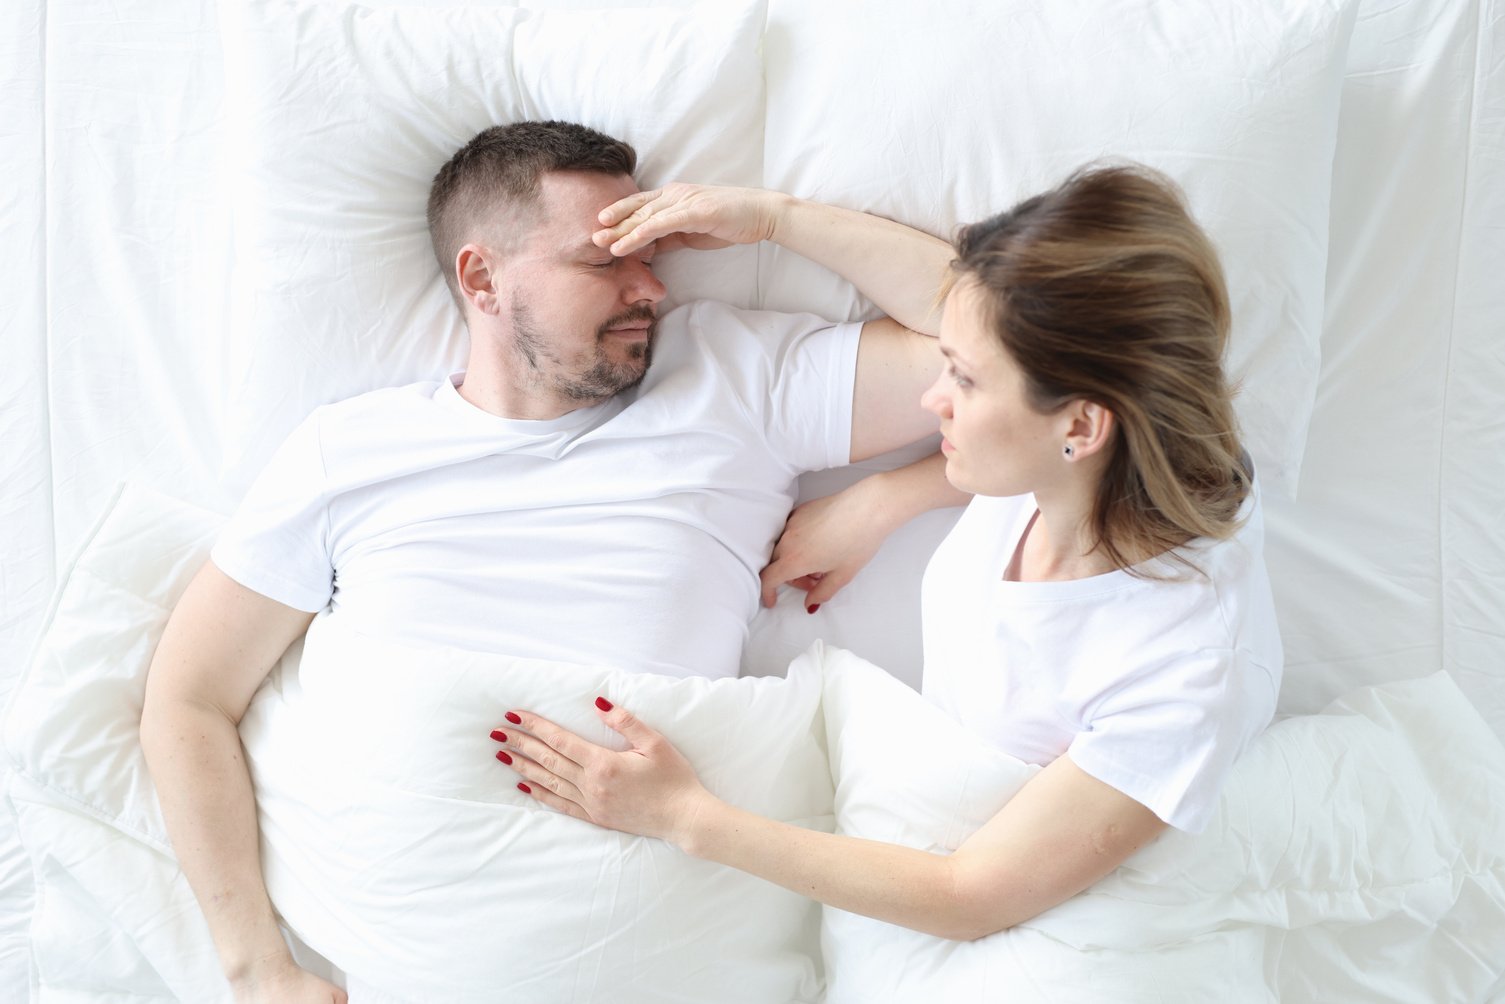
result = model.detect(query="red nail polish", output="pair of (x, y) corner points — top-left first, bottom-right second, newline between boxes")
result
(595, 696), (614, 712)
(517, 782), (532, 794)
(806, 603), (821, 614)
(495, 750), (513, 765)
(490, 730), (508, 743)
(505, 712), (522, 725)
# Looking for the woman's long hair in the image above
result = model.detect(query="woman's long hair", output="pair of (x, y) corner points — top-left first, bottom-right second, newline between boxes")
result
(953, 164), (1249, 572)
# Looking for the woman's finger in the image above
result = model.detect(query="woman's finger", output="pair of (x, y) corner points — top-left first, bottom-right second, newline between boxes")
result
(502, 745), (589, 806)
(513, 772), (593, 822)
(497, 726), (585, 785)
(593, 698), (665, 749)
(498, 709), (609, 771)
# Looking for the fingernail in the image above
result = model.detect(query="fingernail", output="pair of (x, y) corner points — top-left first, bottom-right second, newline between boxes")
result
(489, 730), (508, 743)
(505, 712), (522, 725)
(595, 696), (614, 712)
(806, 604), (821, 614)
(495, 750), (513, 765)
(517, 782), (532, 794)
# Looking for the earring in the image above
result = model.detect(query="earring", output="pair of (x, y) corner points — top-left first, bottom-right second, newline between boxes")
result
(1063, 444), (1074, 457)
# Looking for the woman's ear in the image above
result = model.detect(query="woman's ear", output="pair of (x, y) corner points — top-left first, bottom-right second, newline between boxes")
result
(457, 243), (501, 316)
(1064, 400), (1115, 460)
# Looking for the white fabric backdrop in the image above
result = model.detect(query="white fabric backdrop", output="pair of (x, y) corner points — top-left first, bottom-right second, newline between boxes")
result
(2, 1), (1502, 1000)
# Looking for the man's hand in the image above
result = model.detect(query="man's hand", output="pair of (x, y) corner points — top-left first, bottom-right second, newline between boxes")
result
(231, 954), (347, 1004)
(593, 183), (784, 257)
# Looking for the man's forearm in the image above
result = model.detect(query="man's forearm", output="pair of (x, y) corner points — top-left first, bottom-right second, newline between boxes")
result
(140, 701), (291, 982)
(766, 194), (954, 336)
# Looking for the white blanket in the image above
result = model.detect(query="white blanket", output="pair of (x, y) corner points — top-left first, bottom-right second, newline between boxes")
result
(6, 484), (1505, 1001)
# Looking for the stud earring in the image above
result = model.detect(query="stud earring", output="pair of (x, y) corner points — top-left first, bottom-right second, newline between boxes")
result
(1063, 444), (1074, 457)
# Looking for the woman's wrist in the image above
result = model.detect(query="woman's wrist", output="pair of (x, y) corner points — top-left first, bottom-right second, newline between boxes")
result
(670, 787), (732, 860)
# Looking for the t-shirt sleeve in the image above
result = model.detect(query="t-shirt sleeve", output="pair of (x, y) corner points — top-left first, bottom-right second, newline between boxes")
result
(1066, 647), (1277, 833)
(209, 410), (335, 613)
(694, 300), (862, 474)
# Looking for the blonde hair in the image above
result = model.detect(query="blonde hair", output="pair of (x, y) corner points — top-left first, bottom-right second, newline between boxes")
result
(953, 163), (1249, 571)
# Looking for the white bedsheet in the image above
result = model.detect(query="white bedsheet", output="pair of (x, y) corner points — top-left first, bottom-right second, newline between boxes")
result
(5, 0), (1505, 999)
(6, 483), (1505, 1001)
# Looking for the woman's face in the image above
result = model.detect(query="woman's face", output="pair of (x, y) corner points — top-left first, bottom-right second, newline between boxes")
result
(921, 280), (1067, 498)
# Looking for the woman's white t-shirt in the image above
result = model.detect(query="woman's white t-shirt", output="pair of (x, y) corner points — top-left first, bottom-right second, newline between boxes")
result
(920, 485), (1282, 832)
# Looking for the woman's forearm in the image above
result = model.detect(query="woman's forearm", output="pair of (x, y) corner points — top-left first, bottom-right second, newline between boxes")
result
(766, 194), (954, 336)
(870, 452), (973, 521)
(679, 797), (1004, 941)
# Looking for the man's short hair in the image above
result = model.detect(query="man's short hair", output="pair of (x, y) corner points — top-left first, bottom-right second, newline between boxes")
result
(427, 120), (638, 306)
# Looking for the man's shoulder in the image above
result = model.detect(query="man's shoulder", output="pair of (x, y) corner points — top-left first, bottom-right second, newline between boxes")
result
(297, 377), (452, 457)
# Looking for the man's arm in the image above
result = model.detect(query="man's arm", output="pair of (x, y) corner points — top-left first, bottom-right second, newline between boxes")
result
(595, 185), (954, 336)
(139, 560), (343, 1002)
(595, 186), (951, 461)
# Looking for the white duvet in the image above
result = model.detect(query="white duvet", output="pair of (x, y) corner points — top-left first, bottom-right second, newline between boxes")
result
(6, 483), (1505, 1002)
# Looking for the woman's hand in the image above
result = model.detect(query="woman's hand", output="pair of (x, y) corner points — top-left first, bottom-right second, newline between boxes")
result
(492, 699), (718, 849)
(759, 478), (895, 610)
(592, 183), (785, 257)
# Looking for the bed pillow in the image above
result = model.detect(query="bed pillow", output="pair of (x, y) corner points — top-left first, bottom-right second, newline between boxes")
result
(760, 0), (1357, 501)
(745, 0), (1359, 688)
(2, 482), (834, 1002)
(241, 616), (832, 1002)
(218, 0), (768, 490)
(816, 646), (1505, 1003)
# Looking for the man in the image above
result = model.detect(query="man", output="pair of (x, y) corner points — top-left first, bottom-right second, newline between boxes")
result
(140, 120), (947, 1001)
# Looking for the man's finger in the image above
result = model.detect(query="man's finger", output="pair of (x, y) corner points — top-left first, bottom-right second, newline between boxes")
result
(597, 188), (659, 226)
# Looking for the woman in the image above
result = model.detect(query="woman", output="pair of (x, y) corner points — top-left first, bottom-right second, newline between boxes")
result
(489, 165), (1281, 940)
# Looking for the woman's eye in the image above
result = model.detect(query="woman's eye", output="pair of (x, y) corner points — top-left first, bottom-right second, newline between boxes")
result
(950, 368), (972, 389)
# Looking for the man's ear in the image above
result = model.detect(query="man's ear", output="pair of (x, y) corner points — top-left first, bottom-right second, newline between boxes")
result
(457, 243), (502, 316)
(1064, 400), (1116, 459)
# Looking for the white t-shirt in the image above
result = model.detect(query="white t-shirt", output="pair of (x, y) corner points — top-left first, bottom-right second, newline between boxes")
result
(920, 484), (1282, 832)
(211, 300), (861, 679)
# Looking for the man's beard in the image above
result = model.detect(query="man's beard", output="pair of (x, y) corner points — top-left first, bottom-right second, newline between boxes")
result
(510, 302), (656, 402)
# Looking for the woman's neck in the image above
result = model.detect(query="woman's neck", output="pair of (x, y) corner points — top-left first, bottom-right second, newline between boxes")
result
(1017, 487), (1119, 582)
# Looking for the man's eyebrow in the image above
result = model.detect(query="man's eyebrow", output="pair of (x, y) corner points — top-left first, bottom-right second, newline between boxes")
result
(571, 238), (656, 257)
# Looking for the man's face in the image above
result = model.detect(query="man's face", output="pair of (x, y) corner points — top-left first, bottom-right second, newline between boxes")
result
(498, 172), (667, 404)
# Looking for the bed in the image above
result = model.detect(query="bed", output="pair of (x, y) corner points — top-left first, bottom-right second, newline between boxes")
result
(2, 0), (1503, 1000)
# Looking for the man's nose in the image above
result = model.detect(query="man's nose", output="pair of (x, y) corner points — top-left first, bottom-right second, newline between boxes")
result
(625, 259), (666, 305)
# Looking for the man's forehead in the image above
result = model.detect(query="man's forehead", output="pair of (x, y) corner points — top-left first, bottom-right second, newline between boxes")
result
(529, 171), (640, 251)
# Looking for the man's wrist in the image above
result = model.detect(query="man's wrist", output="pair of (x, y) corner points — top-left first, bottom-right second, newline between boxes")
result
(761, 190), (799, 247)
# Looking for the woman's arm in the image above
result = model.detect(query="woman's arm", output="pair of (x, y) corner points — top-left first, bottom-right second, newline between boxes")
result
(495, 703), (1166, 940)
(760, 452), (971, 609)
(593, 184), (953, 335)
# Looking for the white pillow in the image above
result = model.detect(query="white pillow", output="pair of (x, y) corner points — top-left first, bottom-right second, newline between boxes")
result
(2, 482), (833, 1002)
(218, 0), (768, 489)
(760, 0), (1358, 501)
(240, 617), (832, 1002)
(816, 646), (1505, 1003)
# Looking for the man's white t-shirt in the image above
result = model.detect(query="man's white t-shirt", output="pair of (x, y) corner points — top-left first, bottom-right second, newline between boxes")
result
(920, 483), (1282, 832)
(211, 300), (861, 679)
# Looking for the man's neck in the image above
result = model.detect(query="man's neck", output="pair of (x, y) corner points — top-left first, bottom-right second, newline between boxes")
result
(456, 363), (604, 421)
